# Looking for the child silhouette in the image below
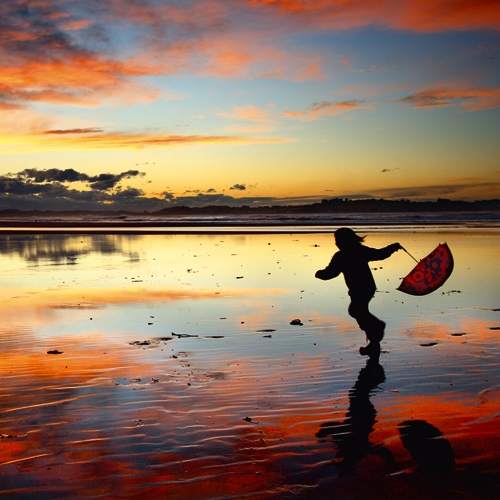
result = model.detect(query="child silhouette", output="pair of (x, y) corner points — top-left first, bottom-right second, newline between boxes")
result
(315, 228), (401, 358)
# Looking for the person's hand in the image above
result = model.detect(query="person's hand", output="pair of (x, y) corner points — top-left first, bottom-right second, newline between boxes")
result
(315, 269), (327, 279)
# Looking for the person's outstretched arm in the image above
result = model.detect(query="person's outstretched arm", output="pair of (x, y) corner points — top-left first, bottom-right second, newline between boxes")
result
(315, 253), (342, 280)
(366, 243), (402, 262)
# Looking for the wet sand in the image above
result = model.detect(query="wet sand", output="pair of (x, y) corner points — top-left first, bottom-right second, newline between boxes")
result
(0, 229), (499, 498)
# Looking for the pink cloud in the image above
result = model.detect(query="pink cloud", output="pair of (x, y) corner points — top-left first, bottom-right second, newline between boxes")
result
(248, 0), (500, 32)
(395, 87), (500, 111)
(59, 19), (94, 31)
(220, 105), (276, 123)
(1, 0), (497, 133)
(284, 100), (372, 120)
(3, 130), (292, 153)
(98, 1), (326, 81)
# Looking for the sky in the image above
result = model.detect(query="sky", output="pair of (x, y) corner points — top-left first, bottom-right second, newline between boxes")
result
(1, 0), (499, 211)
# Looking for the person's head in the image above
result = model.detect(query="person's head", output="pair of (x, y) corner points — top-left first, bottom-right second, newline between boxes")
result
(334, 227), (365, 250)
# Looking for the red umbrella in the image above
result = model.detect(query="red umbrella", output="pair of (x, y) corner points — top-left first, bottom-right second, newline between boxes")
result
(397, 243), (454, 296)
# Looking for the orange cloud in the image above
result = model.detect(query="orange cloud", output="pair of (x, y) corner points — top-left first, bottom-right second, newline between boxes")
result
(186, 32), (325, 81)
(0, 56), (162, 109)
(1, 130), (292, 153)
(285, 100), (373, 120)
(60, 19), (94, 31)
(220, 105), (276, 123)
(394, 87), (500, 111)
(249, 0), (500, 32)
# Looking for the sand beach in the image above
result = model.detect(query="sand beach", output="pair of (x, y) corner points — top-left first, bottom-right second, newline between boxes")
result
(0, 225), (499, 499)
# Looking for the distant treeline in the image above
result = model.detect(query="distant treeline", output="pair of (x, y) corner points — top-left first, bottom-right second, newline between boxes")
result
(1, 198), (499, 217)
(155, 198), (500, 215)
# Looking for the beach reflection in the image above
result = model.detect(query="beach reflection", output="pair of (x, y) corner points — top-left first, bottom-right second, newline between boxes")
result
(317, 360), (396, 476)
(316, 360), (455, 479)
(0, 230), (499, 498)
(0, 233), (140, 262)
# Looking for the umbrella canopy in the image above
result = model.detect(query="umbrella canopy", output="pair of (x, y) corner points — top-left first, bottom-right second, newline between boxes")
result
(397, 243), (454, 296)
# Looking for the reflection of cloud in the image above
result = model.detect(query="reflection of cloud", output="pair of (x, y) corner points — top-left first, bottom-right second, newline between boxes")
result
(0, 286), (291, 316)
(0, 234), (139, 262)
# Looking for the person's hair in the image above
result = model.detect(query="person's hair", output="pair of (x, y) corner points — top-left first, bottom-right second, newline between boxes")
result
(334, 227), (365, 249)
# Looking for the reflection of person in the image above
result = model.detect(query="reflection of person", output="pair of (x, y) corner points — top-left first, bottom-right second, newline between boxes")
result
(315, 227), (401, 358)
(316, 359), (395, 475)
(316, 360), (454, 478)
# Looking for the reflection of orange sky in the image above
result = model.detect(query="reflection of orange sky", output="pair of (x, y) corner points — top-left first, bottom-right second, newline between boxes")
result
(1, 340), (499, 496)
(399, 315), (500, 341)
(1, 232), (499, 496)
(0, 285), (291, 321)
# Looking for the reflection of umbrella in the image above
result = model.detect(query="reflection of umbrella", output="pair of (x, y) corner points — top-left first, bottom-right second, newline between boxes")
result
(397, 243), (454, 296)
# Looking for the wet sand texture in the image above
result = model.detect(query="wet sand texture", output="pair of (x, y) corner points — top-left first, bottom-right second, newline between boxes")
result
(0, 229), (499, 498)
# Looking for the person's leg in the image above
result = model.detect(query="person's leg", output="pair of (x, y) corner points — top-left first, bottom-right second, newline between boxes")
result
(348, 296), (384, 341)
(348, 294), (384, 358)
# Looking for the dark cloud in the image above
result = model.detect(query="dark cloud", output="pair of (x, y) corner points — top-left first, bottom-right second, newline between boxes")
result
(381, 168), (399, 173)
(114, 187), (145, 198)
(1, 166), (496, 212)
(229, 183), (246, 191)
(19, 168), (88, 183)
(0, 168), (151, 210)
(87, 170), (143, 191)
(0, 176), (47, 196)
(168, 192), (276, 208)
(17, 168), (144, 191)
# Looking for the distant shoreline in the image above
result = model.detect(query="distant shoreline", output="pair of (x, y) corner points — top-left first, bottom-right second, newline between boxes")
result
(0, 210), (499, 234)
(1, 196), (499, 220)
(1, 199), (499, 233)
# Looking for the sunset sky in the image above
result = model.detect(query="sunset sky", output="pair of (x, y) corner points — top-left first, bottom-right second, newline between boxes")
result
(1, 0), (499, 211)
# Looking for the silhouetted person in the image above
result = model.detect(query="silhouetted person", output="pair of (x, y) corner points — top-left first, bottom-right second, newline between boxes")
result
(315, 227), (401, 358)
(316, 359), (395, 475)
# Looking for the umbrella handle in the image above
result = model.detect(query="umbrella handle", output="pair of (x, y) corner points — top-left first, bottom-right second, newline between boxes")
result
(401, 246), (419, 263)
